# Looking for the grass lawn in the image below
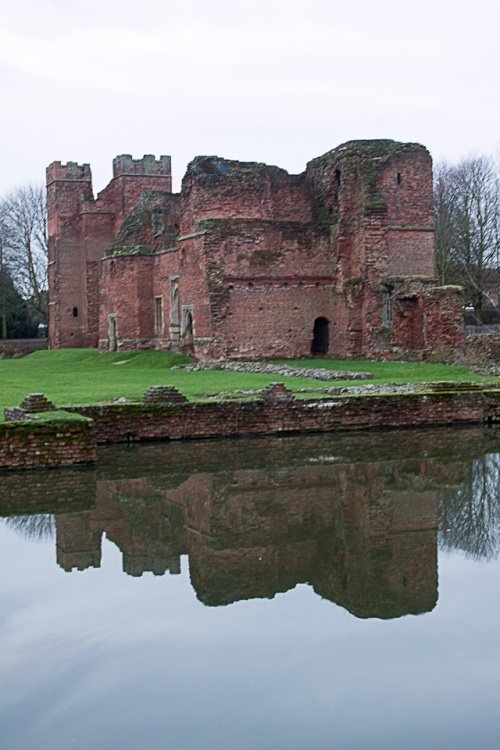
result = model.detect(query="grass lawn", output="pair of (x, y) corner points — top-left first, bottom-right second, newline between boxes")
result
(0, 349), (492, 419)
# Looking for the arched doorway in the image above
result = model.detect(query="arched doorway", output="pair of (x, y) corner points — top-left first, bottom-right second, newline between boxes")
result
(311, 317), (329, 355)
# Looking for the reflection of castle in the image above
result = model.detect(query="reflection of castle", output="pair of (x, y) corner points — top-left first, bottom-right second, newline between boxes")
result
(43, 432), (456, 619)
(3, 429), (496, 618)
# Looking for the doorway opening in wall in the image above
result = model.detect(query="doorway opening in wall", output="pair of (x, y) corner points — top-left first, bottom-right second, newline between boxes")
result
(311, 317), (329, 355)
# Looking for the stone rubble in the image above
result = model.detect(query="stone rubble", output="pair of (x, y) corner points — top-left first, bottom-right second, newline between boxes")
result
(180, 361), (373, 381)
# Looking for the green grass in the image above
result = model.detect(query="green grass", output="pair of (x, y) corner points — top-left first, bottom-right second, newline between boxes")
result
(0, 349), (494, 419)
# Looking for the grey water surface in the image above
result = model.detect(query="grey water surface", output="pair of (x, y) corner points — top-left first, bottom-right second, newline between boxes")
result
(1, 427), (499, 750)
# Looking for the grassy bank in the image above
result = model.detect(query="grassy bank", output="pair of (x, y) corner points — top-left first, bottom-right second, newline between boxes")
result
(0, 349), (491, 418)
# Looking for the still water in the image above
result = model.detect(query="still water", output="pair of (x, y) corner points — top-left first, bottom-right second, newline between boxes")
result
(1, 427), (500, 750)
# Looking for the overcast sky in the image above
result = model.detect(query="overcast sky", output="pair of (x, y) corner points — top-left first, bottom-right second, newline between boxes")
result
(1, 0), (499, 195)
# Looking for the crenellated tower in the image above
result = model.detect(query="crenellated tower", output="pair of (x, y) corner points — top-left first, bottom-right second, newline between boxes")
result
(46, 155), (173, 348)
(46, 161), (96, 347)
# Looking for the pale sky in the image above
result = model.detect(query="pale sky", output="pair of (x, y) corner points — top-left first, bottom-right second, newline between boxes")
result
(1, 0), (499, 195)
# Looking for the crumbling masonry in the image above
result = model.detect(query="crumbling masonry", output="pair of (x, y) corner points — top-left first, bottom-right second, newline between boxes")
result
(47, 140), (464, 360)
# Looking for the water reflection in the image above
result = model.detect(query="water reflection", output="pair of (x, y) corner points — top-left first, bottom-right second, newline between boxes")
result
(439, 452), (500, 560)
(2, 428), (499, 621)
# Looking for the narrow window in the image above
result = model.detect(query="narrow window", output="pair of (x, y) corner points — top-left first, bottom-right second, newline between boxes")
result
(335, 169), (341, 187)
(397, 172), (402, 185)
(154, 296), (163, 336)
(72, 306), (78, 317)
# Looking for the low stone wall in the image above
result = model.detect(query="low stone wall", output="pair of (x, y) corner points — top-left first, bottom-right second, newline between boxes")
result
(2, 385), (498, 471)
(454, 334), (500, 367)
(71, 386), (500, 445)
(0, 338), (48, 357)
(0, 418), (96, 471)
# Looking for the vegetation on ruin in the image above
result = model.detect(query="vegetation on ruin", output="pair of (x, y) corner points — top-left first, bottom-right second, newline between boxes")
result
(0, 349), (494, 419)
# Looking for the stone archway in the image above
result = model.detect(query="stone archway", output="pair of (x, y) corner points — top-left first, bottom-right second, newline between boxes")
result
(311, 317), (329, 355)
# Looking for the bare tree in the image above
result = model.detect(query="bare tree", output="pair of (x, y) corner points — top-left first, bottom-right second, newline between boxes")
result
(434, 162), (456, 285)
(439, 453), (500, 561)
(434, 155), (500, 322)
(3, 514), (56, 541)
(0, 184), (48, 318)
(0, 204), (15, 338)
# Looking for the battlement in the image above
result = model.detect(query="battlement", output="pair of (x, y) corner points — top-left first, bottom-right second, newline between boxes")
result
(46, 161), (92, 185)
(112, 154), (171, 178)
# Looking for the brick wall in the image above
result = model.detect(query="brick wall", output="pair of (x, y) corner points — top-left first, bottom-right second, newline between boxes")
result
(180, 157), (313, 235)
(454, 334), (500, 366)
(0, 339), (48, 356)
(0, 419), (96, 470)
(71, 388), (500, 445)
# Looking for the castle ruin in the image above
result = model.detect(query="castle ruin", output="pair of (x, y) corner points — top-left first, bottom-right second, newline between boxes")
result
(47, 140), (464, 360)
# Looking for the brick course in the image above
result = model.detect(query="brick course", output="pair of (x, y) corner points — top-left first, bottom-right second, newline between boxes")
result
(0, 418), (96, 470)
(71, 387), (500, 445)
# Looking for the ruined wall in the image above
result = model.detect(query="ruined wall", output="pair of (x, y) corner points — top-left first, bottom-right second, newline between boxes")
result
(180, 157), (313, 235)
(305, 141), (439, 359)
(422, 286), (467, 354)
(183, 219), (334, 359)
(47, 141), (466, 362)
(0, 418), (95, 470)
(3, 386), (497, 472)
(70, 387), (500, 445)
(98, 255), (154, 350)
(454, 334), (500, 367)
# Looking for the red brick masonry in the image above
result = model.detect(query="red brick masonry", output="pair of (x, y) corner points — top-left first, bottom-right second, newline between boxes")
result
(0, 418), (96, 470)
(47, 141), (465, 361)
(72, 387), (500, 444)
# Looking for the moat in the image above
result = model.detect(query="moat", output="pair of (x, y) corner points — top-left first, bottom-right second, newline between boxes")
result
(1, 427), (499, 749)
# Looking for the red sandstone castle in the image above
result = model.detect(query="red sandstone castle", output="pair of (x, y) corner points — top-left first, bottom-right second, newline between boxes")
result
(47, 140), (464, 360)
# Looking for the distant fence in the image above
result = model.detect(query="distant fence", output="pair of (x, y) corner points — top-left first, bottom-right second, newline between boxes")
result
(0, 338), (48, 357)
(465, 325), (500, 336)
